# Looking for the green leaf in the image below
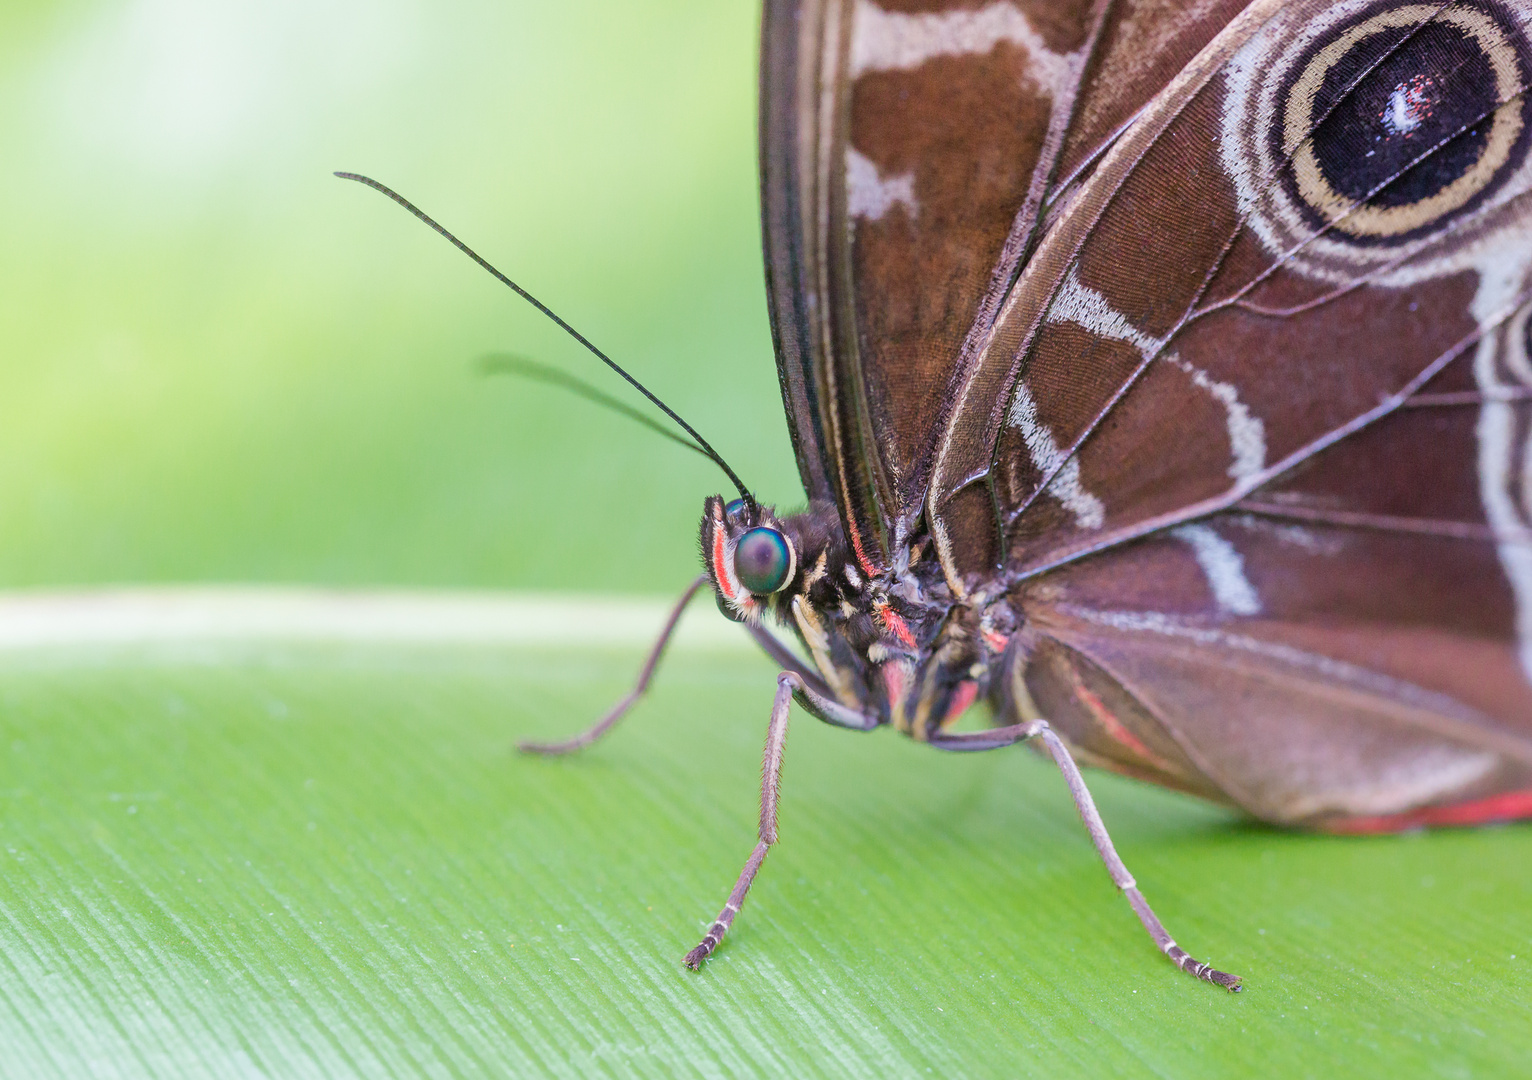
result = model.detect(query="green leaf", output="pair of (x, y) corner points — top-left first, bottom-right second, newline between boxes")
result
(0, 620), (1528, 1078)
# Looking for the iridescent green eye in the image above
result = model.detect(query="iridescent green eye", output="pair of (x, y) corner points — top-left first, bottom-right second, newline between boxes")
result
(724, 498), (747, 521)
(734, 527), (792, 594)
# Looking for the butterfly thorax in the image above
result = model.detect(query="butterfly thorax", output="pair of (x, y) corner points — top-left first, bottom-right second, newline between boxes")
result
(700, 495), (1017, 739)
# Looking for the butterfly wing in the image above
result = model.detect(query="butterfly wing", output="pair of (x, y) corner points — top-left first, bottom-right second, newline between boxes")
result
(1008, 518), (1532, 826)
(921, 0), (1532, 823)
(759, 0), (1106, 569)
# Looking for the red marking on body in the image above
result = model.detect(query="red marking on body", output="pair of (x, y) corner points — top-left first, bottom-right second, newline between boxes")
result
(845, 515), (879, 578)
(711, 524), (736, 601)
(943, 680), (979, 721)
(881, 663), (908, 706)
(1074, 682), (1158, 763)
(1325, 790), (1532, 834)
(874, 601), (917, 649)
(981, 629), (1010, 654)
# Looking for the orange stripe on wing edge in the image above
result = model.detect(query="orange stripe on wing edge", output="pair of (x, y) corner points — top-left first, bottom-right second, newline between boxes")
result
(1325, 790), (1532, 834)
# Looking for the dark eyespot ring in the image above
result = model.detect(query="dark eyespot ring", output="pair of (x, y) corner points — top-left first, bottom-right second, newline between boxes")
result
(733, 527), (793, 594)
(1279, 3), (1530, 241)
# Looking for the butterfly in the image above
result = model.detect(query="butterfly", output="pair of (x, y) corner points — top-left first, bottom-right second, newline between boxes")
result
(346, 0), (1532, 993)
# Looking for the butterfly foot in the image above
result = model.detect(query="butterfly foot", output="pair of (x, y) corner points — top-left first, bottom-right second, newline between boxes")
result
(1170, 945), (1242, 992)
(683, 929), (722, 971)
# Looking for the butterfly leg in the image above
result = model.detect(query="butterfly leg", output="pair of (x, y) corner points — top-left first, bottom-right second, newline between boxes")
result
(742, 620), (844, 702)
(519, 574), (709, 755)
(930, 721), (1242, 992)
(684, 670), (875, 970)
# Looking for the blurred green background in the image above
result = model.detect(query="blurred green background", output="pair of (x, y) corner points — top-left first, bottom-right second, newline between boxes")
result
(0, 0), (794, 590)
(0, 2), (1529, 1078)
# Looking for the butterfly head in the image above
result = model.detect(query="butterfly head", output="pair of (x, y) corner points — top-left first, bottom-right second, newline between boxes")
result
(700, 495), (801, 624)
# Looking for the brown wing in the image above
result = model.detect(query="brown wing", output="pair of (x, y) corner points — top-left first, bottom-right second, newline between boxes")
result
(1007, 513), (1532, 826)
(926, 0), (1532, 822)
(930, 0), (1532, 580)
(759, 0), (1107, 570)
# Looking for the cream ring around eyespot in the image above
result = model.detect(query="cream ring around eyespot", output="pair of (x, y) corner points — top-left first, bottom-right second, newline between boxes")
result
(1282, 3), (1525, 239)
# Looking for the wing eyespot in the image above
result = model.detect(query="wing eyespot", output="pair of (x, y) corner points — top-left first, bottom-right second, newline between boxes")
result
(1279, 2), (1530, 241)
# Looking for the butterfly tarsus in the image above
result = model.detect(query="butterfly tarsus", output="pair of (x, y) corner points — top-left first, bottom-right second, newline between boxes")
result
(684, 669), (877, 970)
(683, 840), (768, 971)
(517, 575), (708, 756)
(1129, 888), (1243, 992)
(683, 672), (797, 969)
(930, 720), (1243, 992)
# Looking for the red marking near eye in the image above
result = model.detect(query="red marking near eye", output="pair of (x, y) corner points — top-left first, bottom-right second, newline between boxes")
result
(943, 680), (979, 721)
(1324, 790), (1532, 834)
(981, 629), (1010, 654)
(711, 523), (736, 602)
(1074, 681), (1158, 764)
(874, 601), (917, 649)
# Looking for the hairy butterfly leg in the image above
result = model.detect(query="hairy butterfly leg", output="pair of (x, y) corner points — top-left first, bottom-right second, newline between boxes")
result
(684, 670), (876, 970)
(519, 575), (709, 755)
(929, 721), (1242, 992)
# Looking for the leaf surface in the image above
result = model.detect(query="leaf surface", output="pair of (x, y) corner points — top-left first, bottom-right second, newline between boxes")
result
(0, 628), (1526, 1078)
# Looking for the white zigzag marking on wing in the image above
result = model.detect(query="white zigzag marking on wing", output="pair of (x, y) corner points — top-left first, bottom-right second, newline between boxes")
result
(1052, 271), (1166, 353)
(1051, 272), (1268, 481)
(1007, 382), (1105, 529)
(850, 0), (1070, 84)
(1472, 238), (1532, 682)
(1164, 358), (1267, 481)
(845, 147), (916, 222)
(1171, 523), (1261, 616)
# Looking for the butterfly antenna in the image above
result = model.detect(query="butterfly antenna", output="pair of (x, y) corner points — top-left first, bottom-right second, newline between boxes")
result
(335, 171), (755, 506)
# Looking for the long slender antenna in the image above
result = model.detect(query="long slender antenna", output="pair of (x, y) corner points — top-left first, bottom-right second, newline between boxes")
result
(336, 171), (754, 504)
(478, 352), (713, 459)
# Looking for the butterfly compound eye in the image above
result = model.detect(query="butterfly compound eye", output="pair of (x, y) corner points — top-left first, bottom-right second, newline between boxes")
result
(734, 527), (793, 594)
